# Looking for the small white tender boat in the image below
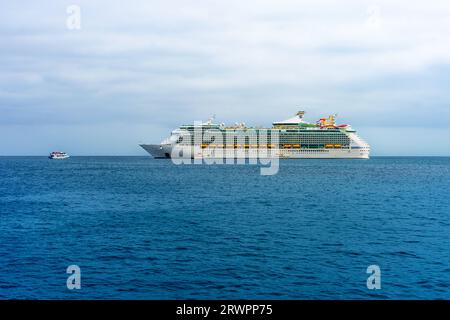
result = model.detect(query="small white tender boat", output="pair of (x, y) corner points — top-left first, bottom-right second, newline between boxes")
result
(49, 151), (70, 160)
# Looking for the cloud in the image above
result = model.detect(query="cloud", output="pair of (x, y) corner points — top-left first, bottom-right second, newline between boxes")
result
(1, 0), (450, 154)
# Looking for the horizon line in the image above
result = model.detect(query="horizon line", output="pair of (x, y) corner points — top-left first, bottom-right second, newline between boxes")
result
(1, 155), (450, 158)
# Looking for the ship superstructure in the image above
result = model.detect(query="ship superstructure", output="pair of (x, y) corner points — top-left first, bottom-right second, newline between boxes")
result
(140, 111), (370, 159)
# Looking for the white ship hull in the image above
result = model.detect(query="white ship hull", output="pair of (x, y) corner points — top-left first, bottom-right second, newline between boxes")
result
(141, 145), (369, 159)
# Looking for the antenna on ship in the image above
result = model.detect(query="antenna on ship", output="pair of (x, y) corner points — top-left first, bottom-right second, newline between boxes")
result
(207, 114), (216, 125)
(328, 113), (337, 125)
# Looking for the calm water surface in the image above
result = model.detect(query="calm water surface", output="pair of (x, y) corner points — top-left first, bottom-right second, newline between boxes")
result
(1, 156), (450, 299)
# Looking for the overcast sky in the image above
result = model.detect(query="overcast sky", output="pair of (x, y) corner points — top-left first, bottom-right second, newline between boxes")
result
(1, 0), (450, 155)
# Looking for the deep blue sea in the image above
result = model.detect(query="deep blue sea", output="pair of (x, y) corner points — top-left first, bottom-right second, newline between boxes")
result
(1, 156), (450, 299)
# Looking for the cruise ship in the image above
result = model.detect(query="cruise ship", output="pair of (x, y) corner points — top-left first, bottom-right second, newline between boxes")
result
(140, 111), (370, 159)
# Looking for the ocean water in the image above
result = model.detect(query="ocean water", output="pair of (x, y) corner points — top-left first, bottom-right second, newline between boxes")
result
(1, 156), (450, 299)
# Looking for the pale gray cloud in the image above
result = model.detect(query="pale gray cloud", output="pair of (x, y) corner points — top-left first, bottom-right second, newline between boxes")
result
(1, 0), (450, 155)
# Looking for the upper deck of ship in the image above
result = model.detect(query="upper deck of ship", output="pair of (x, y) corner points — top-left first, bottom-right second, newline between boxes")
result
(178, 111), (356, 133)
